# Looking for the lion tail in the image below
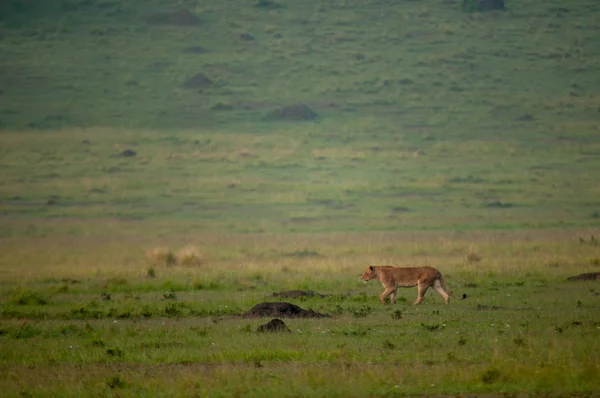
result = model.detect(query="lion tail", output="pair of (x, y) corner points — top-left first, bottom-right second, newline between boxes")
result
(438, 272), (467, 300)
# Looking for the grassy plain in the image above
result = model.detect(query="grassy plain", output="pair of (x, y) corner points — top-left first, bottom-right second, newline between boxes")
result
(1, 229), (600, 397)
(1, 0), (600, 396)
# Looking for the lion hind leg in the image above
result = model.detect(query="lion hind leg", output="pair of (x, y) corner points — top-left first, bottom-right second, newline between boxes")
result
(414, 282), (429, 305)
(433, 279), (450, 304)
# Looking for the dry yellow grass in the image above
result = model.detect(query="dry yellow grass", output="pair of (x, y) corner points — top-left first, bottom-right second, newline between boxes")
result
(145, 247), (177, 267)
(0, 218), (598, 281)
(145, 245), (203, 267)
(176, 245), (204, 266)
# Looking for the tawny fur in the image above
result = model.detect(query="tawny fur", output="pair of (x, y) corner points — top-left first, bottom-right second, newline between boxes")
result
(361, 265), (465, 305)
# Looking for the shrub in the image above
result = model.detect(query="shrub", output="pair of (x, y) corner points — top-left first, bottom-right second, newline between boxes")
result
(10, 288), (49, 305)
(481, 368), (502, 384)
(349, 305), (372, 318)
(466, 251), (482, 263)
(147, 267), (156, 278)
(106, 375), (126, 389)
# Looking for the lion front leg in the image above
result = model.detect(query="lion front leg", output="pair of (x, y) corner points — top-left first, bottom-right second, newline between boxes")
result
(379, 287), (396, 304)
(389, 288), (398, 304)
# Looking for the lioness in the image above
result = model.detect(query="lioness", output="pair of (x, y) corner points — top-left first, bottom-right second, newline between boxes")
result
(361, 265), (466, 305)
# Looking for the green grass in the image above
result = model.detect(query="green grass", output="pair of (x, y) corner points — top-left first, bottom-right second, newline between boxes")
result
(1, 0), (600, 395)
(0, 127), (599, 234)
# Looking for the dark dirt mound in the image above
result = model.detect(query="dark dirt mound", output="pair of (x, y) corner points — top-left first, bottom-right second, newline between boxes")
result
(463, 0), (505, 12)
(182, 72), (213, 89)
(242, 302), (330, 318)
(264, 104), (319, 121)
(183, 46), (208, 54)
(567, 272), (600, 281)
(256, 318), (291, 333)
(144, 9), (201, 26)
(270, 290), (327, 299)
(121, 149), (137, 157)
(239, 33), (255, 41)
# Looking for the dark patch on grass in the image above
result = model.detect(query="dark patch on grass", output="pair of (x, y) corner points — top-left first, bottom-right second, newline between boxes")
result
(282, 249), (322, 258)
(15, 323), (40, 339)
(516, 113), (535, 122)
(390, 309), (402, 320)
(120, 149), (136, 157)
(447, 175), (485, 184)
(463, 0), (505, 13)
(310, 199), (352, 210)
(255, 0), (283, 9)
(513, 336), (526, 346)
(420, 323), (443, 332)
(106, 347), (124, 357)
(10, 289), (49, 305)
(264, 104), (319, 121)
(342, 327), (370, 337)
(349, 305), (372, 318)
(61, 278), (81, 284)
(382, 339), (395, 349)
(239, 32), (255, 41)
(211, 102), (234, 111)
(70, 304), (104, 320)
(481, 368), (502, 384)
(270, 290), (327, 299)
(567, 272), (600, 281)
(144, 9), (201, 26)
(107, 374), (126, 389)
(182, 72), (214, 89)
(476, 304), (503, 310)
(256, 318), (291, 333)
(485, 201), (514, 208)
(183, 46), (208, 54)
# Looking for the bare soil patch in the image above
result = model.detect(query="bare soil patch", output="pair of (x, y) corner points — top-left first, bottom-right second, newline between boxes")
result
(242, 302), (330, 318)
(567, 272), (600, 281)
(256, 318), (291, 333)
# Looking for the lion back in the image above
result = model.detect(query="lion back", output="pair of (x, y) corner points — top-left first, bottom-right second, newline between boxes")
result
(389, 266), (425, 286)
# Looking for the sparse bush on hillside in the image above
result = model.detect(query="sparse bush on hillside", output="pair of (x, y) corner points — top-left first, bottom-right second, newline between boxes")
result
(462, 0), (505, 13)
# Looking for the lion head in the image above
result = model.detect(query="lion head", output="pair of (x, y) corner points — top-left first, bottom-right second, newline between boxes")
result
(361, 266), (376, 281)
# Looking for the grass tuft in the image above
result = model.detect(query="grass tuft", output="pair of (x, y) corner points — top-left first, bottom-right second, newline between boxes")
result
(146, 247), (177, 267)
(176, 245), (204, 266)
(10, 288), (49, 306)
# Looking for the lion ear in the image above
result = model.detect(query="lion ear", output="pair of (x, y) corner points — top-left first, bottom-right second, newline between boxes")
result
(369, 266), (374, 271)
